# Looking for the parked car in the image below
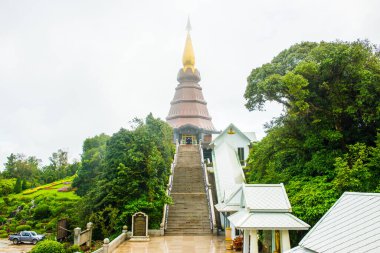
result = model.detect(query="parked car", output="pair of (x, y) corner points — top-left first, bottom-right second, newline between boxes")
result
(8, 231), (45, 245)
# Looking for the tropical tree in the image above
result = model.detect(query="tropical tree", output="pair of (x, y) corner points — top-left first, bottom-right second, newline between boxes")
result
(79, 114), (174, 238)
(72, 134), (110, 196)
(244, 40), (380, 236)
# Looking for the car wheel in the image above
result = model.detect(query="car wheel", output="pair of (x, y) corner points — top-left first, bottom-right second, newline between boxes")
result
(13, 238), (18, 245)
(32, 239), (37, 245)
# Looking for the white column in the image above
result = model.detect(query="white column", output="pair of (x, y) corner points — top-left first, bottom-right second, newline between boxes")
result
(73, 227), (81, 246)
(86, 222), (93, 247)
(250, 230), (259, 253)
(103, 238), (109, 253)
(281, 230), (291, 252)
(231, 223), (236, 239)
(243, 230), (250, 253)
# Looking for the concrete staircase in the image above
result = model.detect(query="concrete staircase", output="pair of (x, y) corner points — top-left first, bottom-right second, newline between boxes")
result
(165, 145), (211, 235)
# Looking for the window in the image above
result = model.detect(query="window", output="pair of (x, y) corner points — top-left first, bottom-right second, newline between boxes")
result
(258, 230), (272, 253)
(237, 147), (245, 165)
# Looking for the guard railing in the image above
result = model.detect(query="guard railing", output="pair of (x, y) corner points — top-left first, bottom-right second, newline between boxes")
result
(198, 141), (216, 232)
(161, 139), (179, 232)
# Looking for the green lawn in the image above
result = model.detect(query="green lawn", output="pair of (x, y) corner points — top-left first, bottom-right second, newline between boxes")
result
(10, 176), (80, 200)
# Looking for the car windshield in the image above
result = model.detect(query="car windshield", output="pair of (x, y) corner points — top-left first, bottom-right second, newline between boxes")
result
(31, 232), (37, 236)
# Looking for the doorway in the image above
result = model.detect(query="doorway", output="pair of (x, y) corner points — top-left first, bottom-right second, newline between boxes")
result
(182, 135), (196, 144)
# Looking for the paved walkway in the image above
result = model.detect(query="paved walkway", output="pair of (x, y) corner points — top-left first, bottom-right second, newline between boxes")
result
(0, 239), (34, 253)
(114, 235), (229, 253)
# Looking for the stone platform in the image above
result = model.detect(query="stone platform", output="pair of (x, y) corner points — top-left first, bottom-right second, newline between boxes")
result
(113, 235), (228, 253)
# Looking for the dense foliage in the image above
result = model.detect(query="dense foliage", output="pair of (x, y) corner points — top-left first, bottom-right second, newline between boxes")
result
(30, 240), (66, 253)
(0, 178), (16, 196)
(75, 114), (174, 239)
(244, 41), (380, 239)
(0, 176), (80, 240)
(1, 150), (80, 194)
(72, 134), (110, 197)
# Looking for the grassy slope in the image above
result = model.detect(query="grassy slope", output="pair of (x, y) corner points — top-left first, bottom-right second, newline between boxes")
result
(11, 176), (79, 200)
(0, 176), (81, 238)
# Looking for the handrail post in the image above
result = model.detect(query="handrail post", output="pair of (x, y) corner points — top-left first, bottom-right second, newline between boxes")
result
(162, 140), (180, 234)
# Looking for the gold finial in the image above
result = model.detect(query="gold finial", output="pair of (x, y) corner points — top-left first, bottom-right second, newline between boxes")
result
(182, 17), (195, 72)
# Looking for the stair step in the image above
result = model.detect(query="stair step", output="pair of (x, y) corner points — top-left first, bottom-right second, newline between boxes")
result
(166, 146), (212, 234)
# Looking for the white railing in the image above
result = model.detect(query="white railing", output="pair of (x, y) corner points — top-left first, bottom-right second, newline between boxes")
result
(92, 227), (128, 253)
(107, 233), (127, 252)
(74, 222), (93, 247)
(198, 141), (216, 232)
(161, 139), (180, 231)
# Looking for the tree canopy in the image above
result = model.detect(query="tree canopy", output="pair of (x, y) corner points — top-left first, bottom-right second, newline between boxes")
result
(76, 114), (174, 238)
(244, 40), (380, 237)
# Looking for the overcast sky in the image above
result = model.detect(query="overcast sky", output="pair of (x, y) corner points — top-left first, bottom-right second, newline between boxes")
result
(0, 0), (379, 167)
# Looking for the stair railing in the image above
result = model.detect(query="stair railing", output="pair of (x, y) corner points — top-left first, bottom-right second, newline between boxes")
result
(198, 141), (217, 232)
(161, 139), (180, 232)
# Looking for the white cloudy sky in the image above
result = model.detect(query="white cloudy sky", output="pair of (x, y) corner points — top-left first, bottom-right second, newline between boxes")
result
(0, 0), (379, 167)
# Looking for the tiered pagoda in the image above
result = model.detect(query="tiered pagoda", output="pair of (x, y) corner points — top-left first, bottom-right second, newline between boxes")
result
(166, 20), (219, 145)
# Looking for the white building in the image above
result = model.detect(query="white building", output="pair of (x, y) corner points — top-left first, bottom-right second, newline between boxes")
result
(286, 192), (380, 253)
(210, 123), (256, 203)
(216, 183), (310, 253)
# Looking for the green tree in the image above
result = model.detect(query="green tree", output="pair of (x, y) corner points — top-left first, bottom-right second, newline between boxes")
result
(13, 178), (22, 193)
(81, 114), (174, 238)
(72, 134), (110, 197)
(244, 40), (380, 239)
(41, 149), (76, 183)
(0, 179), (16, 196)
(21, 180), (28, 190)
(4, 154), (41, 181)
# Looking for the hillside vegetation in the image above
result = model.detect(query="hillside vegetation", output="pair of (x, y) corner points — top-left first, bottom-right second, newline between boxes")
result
(0, 176), (80, 239)
(73, 114), (174, 239)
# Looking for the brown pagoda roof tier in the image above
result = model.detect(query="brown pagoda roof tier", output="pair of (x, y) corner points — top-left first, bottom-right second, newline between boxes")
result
(166, 68), (217, 133)
(167, 117), (217, 132)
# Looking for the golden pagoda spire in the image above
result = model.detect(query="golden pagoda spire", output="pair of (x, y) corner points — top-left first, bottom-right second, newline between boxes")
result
(182, 17), (195, 72)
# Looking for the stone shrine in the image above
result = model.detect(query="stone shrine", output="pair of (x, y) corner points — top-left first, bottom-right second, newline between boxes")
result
(130, 212), (150, 241)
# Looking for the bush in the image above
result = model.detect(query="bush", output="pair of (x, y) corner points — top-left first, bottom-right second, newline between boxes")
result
(16, 225), (31, 231)
(65, 244), (81, 253)
(9, 224), (16, 232)
(0, 216), (6, 224)
(33, 204), (52, 219)
(45, 219), (56, 231)
(30, 240), (65, 253)
(0, 233), (8, 238)
(0, 179), (15, 196)
(3, 197), (10, 205)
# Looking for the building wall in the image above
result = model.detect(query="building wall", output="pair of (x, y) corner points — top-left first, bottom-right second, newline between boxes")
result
(213, 131), (251, 161)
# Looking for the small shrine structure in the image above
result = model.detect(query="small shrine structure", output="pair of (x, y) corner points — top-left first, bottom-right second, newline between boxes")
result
(216, 184), (309, 253)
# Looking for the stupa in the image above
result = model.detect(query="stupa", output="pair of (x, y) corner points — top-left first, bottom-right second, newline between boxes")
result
(166, 19), (218, 145)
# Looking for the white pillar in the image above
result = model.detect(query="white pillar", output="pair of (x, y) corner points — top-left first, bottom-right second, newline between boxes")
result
(243, 230), (249, 253)
(103, 238), (109, 253)
(281, 230), (291, 252)
(73, 227), (81, 246)
(86, 222), (93, 247)
(231, 223), (236, 239)
(250, 230), (259, 253)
